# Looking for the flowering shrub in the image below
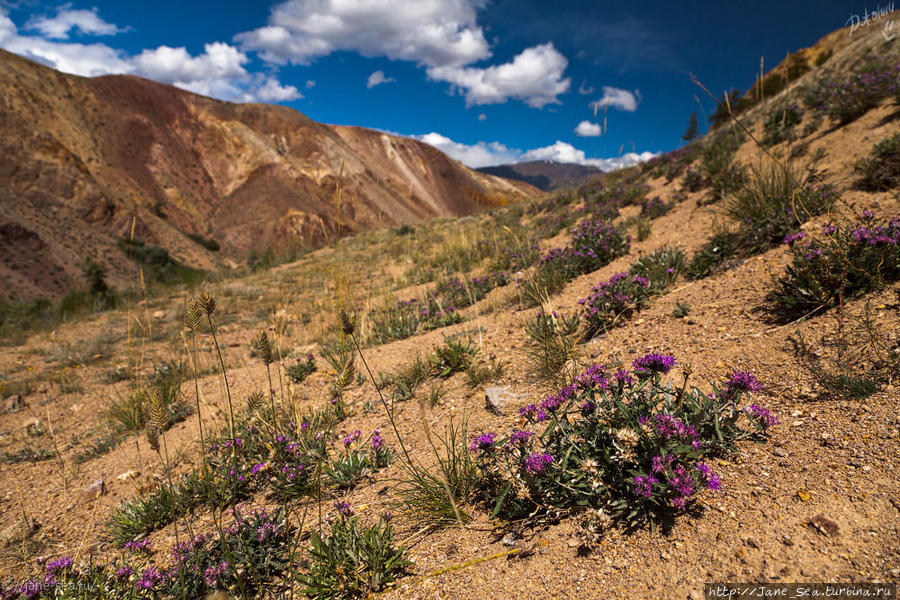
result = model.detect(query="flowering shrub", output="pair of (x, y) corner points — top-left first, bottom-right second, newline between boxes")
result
(763, 104), (803, 146)
(570, 219), (631, 271)
(768, 213), (900, 320)
(8, 509), (293, 599)
(854, 132), (900, 191)
(470, 359), (774, 532)
(578, 272), (652, 337)
(802, 60), (900, 123)
(640, 196), (675, 219)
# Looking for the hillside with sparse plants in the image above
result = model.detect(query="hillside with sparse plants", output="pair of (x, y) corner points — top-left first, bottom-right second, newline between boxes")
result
(0, 18), (898, 600)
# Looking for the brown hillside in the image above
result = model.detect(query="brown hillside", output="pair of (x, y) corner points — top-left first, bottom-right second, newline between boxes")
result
(0, 50), (537, 301)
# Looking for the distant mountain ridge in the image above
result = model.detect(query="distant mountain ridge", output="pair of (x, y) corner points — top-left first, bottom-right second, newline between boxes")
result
(0, 49), (538, 301)
(476, 161), (602, 191)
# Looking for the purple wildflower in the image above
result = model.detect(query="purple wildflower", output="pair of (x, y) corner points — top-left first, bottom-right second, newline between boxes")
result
(632, 353), (676, 375)
(203, 562), (229, 588)
(524, 453), (554, 474)
(614, 369), (635, 385)
(134, 568), (163, 591)
(746, 404), (778, 429)
(371, 430), (384, 449)
(722, 370), (763, 400)
(115, 566), (135, 581)
(782, 231), (806, 245)
(45, 556), (73, 576)
(509, 430), (533, 445)
(334, 500), (353, 516)
(470, 432), (497, 453)
(124, 539), (152, 554)
(633, 475), (658, 498)
(696, 463), (722, 491)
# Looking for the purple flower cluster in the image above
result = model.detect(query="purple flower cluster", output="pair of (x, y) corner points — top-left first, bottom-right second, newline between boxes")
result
(633, 474), (658, 498)
(334, 500), (353, 516)
(667, 464), (696, 510)
(722, 370), (763, 398)
(652, 414), (700, 448)
(632, 353), (676, 375)
(578, 272), (651, 335)
(342, 429), (361, 447)
(509, 430), (533, 445)
(44, 556), (73, 577)
(124, 539), (152, 554)
(134, 567), (163, 591)
(524, 452), (554, 474)
(782, 231), (806, 245)
(371, 429), (384, 449)
(614, 369), (635, 385)
(746, 404), (779, 429)
(470, 432), (497, 453)
(203, 561), (230, 588)
(574, 364), (609, 390)
(696, 463), (722, 491)
(519, 403), (548, 423)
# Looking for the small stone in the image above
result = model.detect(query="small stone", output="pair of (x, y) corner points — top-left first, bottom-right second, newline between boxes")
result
(484, 386), (515, 416)
(152, 310), (166, 319)
(117, 470), (138, 481)
(746, 536), (760, 549)
(773, 448), (787, 458)
(81, 479), (105, 503)
(24, 418), (44, 437)
(781, 535), (793, 546)
(501, 533), (519, 547)
(796, 489), (811, 502)
(809, 514), (839, 537)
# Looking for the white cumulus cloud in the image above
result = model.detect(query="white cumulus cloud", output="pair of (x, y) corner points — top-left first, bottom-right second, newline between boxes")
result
(235, 0), (490, 68)
(413, 132), (656, 171)
(574, 120), (601, 137)
(0, 8), (300, 103)
(413, 132), (519, 168)
(589, 86), (640, 112)
(426, 42), (570, 108)
(366, 70), (395, 88)
(235, 0), (569, 109)
(25, 4), (124, 39)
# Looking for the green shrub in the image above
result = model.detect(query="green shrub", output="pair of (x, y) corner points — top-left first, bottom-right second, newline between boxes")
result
(300, 512), (410, 599)
(629, 245), (686, 293)
(854, 132), (900, 191)
(768, 214), (900, 320)
(522, 310), (581, 389)
(763, 104), (804, 146)
(395, 418), (477, 527)
(432, 338), (478, 378)
(286, 353), (317, 383)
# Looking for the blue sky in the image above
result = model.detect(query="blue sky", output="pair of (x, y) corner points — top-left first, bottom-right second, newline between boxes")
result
(0, 0), (881, 169)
